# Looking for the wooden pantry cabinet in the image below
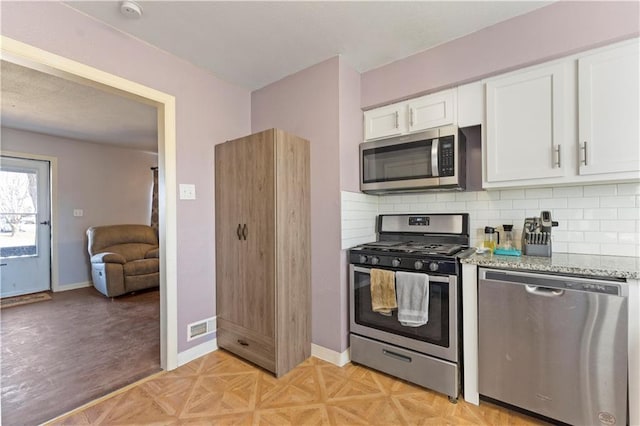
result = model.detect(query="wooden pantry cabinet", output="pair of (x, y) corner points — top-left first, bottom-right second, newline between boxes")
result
(215, 128), (310, 377)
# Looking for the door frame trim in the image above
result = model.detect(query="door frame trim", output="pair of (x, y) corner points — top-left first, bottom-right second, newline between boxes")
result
(1, 151), (57, 292)
(0, 36), (178, 371)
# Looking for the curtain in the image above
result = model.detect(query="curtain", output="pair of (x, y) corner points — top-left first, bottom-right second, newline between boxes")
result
(150, 167), (159, 238)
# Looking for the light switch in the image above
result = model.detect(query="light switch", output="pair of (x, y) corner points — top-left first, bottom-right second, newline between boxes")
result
(179, 184), (196, 200)
(73, 209), (83, 217)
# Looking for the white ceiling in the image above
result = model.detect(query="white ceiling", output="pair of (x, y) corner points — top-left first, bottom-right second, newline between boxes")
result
(2, 1), (551, 149)
(66, 1), (551, 90)
(1, 60), (158, 152)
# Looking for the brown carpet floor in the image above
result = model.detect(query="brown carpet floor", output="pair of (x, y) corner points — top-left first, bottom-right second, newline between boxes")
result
(1, 287), (160, 426)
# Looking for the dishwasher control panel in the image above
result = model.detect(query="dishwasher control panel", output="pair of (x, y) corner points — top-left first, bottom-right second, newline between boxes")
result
(482, 270), (624, 296)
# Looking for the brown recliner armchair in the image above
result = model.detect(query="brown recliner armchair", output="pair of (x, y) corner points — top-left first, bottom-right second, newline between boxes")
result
(87, 224), (159, 297)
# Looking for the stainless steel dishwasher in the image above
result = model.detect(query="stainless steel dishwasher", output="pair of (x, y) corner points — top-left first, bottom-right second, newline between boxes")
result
(478, 268), (628, 426)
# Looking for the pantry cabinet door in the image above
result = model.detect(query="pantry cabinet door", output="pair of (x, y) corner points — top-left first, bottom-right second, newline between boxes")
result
(578, 41), (640, 176)
(485, 62), (570, 183)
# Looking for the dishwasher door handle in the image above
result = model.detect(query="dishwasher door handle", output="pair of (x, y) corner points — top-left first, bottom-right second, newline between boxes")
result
(525, 285), (564, 297)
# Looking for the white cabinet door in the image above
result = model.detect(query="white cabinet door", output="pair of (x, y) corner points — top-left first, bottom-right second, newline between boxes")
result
(408, 89), (456, 132)
(485, 62), (569, 183)
(363, 103), (405, 140)
(578, 41), (640, 176)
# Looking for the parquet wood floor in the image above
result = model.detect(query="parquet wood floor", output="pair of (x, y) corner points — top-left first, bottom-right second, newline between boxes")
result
(49, 350), (546, 425)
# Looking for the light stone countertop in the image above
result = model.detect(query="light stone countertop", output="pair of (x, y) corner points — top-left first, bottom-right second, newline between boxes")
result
(460, 251), (640, 280)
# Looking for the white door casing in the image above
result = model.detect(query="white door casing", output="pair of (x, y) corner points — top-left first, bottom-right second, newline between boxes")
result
(0, 156), (51, 297)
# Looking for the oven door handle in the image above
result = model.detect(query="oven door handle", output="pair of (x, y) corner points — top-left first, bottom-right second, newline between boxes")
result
(352, 266), (450, 283)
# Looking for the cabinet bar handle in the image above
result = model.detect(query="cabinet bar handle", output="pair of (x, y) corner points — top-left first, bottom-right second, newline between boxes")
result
(237, 339), (249, 346)
(395, 111), (399, 129)
(554, 144), (561, 168)
(242, 224), (247, 240)
(581, 141), (588, 165)
(409, 108), (414, 127)
(236, 224), (242, 240)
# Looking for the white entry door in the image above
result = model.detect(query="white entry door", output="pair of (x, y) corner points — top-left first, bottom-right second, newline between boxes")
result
(0, 156), (51, 297)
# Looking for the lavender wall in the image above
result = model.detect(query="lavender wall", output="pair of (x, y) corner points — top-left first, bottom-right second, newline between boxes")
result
(251, 57), (345, 352)
(0, 2), (252, 352)
(1, 127), (158, 286)
(362, 1), (640, 108)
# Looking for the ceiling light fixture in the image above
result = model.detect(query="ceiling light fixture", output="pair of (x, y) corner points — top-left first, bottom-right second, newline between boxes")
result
(120, 1), (143, 19)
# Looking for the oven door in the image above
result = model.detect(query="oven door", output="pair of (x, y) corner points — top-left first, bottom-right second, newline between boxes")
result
(349, 265), (458, 363)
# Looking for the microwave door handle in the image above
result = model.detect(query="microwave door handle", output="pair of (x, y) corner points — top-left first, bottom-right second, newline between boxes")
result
(431, 138), (440, 177)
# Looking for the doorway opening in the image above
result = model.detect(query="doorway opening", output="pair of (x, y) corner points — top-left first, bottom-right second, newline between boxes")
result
(0, 35), (177, 370)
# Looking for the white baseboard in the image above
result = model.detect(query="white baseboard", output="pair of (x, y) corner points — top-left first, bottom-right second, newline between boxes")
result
(311, 343), (350, 367)
(54, 281), (92, 292)
(177, 337), (218, 367)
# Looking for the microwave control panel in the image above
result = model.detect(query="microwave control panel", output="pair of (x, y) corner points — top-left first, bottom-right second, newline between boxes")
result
(439, 136), (455, 176)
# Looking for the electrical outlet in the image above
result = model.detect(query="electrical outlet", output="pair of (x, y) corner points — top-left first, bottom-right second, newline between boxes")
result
(73, 209), (83, 217)
(179, 184), (196, 200)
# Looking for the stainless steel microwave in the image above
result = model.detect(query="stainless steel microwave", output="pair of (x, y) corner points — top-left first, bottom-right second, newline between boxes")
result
(360, 125), (466, 194)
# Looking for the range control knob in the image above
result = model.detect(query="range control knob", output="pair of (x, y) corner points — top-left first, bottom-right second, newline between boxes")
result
(391, 258), (401, 267)
(370, 256), (380, 265)
(414, 260), (424, 270)
(359, 255), (368, 264)
(429, 262), (439, 272)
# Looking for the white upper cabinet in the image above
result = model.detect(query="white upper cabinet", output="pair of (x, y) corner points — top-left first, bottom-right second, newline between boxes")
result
(578, 42), (640, 176)
(457, 82), (484, 127)
(363, 89), (457, 141)
(485, 62), (570, 183)
(363, 103), (405, 140)
(483, 38), (640, 188)
(407, 89), (456, 132)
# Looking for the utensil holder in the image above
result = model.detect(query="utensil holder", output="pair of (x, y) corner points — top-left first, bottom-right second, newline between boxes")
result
(523, 242), (552, 257)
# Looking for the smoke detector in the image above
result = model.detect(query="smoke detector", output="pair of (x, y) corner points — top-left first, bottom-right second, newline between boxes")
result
(120, 1), (143, 18)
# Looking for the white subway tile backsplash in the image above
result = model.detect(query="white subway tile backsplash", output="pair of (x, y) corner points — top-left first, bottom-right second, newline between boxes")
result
(584, 184), (617, 196)
(583, 208), (617, 220)
(417, 194), (437, 203)
(599, 196), (636, 208)
(567, 197), (599, 208)
(525, 188), (553, 199)
(553, 186), (584, 198)
(600, 220), (637, 232)
(568, 242), (600, 255)
(618, 208), (640, 220)
(599, 244), (638, 257)
(617, 183), (640, 195)
(567, 220), (600, 232)
(584, 232), (618, 243)
(500, 209), (525, 220)
(513, 199), (540, 209)
(445, 201), (467, 210)
(466, 201), (490, 210)
(618, 232), (640, 244)
(436, 193), (456, 202)
(552, 242), (568, 253)
(476, 191), (501, 201)
(499, 189), (525, 200)
(455, 192), (478, 201)
(539, 198), (568, 209)
(552, 209), (583, 220)
(341, 185), (639, 257)
(488, 200), (513, 210)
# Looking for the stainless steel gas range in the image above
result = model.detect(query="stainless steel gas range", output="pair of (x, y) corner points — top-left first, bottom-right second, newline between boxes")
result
(348, 213), (472, 402)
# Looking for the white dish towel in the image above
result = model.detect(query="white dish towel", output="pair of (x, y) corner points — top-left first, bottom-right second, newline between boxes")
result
(396, 271), (430, 327)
